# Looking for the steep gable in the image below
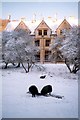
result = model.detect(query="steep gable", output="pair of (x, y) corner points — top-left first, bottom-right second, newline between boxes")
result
(35, 20), (52, 31)
(14, 20), (31, 33)
(0, 19), (10, 32)
(56, 19), (72, 35)
(56, 19), (71, 30)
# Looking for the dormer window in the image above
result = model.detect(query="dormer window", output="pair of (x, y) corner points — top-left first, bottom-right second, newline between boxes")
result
(60, 30), (63, 35)
(44, 30), (47, 35)
(38, 30), (42, 35)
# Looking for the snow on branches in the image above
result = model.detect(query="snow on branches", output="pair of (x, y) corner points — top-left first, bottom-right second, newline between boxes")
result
(2, 29), (38, 72)
(50, 26), (80, 73)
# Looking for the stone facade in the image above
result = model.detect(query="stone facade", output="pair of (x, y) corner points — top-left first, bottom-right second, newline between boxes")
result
(33, 19), (71, 63)
(1, 18), (75, 63)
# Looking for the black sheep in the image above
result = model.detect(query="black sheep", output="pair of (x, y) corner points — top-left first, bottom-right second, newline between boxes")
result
(29, 85), (39, 97)
(41, 85), (52, 96)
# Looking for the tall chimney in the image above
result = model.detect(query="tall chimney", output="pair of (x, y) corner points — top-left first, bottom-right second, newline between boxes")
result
(32, 13), (36, 23)
(8, 15), (11, 20)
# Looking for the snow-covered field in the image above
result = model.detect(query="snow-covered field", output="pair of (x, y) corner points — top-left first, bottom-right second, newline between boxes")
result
(1, 63), (78, 118)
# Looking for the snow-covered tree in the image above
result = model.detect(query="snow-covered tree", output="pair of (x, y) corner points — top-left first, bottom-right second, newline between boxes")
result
(2, 29), (38, 72)
(60, 26), (80, 73)
(50, 26), (80, 73)
(2, 31), (15, 68)
(0, 32), (2, 63)
(49, 35), (64, 63)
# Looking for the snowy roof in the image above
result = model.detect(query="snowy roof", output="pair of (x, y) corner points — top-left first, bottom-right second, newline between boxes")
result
(5, 18), (78, 34)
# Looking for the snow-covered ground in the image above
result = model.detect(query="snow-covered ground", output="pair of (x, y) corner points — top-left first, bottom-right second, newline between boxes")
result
(1, 63), (78, 118)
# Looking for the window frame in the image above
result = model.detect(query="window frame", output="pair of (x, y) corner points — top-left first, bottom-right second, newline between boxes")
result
(38, 30), (42, 36)
(45, 39), (51, 46)
(44, 30), (47, 36)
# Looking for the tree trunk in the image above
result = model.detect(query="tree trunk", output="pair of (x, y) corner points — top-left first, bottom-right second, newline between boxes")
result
(27, 62), (33, 72)
(16, 63), (20, 68)
(12, 63), (15, 66)
(72, 64), (80, 74)
(27, 63), (32, 72)
(65, 58), (79, 74)
(21, 63), (28, 73)
(28, 62), (30, 72)
(65, 59), (72, 73)
(4, 62), (8, 69)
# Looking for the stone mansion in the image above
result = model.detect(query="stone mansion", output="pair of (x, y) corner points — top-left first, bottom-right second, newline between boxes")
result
(0, 17), (78, 63)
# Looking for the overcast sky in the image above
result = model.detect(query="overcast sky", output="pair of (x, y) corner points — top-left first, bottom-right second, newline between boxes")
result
(1, 2), (78, 20)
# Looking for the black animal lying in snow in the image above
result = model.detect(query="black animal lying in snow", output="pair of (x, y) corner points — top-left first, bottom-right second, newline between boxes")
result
(29, 85), (39, 97)
(41, 85), (52, 96)
(41, 85), (63, 99)
(40, 75), (46, 79)
(28, 85), (52, 97)
(28, 85), (63, 99)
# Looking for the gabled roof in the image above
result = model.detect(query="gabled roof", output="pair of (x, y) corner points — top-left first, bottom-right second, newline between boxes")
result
(14, 20), (31, 33)
(5, 20), (20, 31)
(0, 19), (10, 32)
(5, 19), (41, 34)
(34, 20), (52, 31)
(5, 18), (78, 34)
(56, 19), (71, 30)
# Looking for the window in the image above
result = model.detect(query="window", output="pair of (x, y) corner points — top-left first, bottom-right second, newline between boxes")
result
(35, 52), (40, 61)
(60, 30), (63, 35)
(38, 30), (42, 35)
(35, 40), (40, 46)
(44, 30), (47, 35)
(45, 40), (51, 46)
(45, 51), (51, 61)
